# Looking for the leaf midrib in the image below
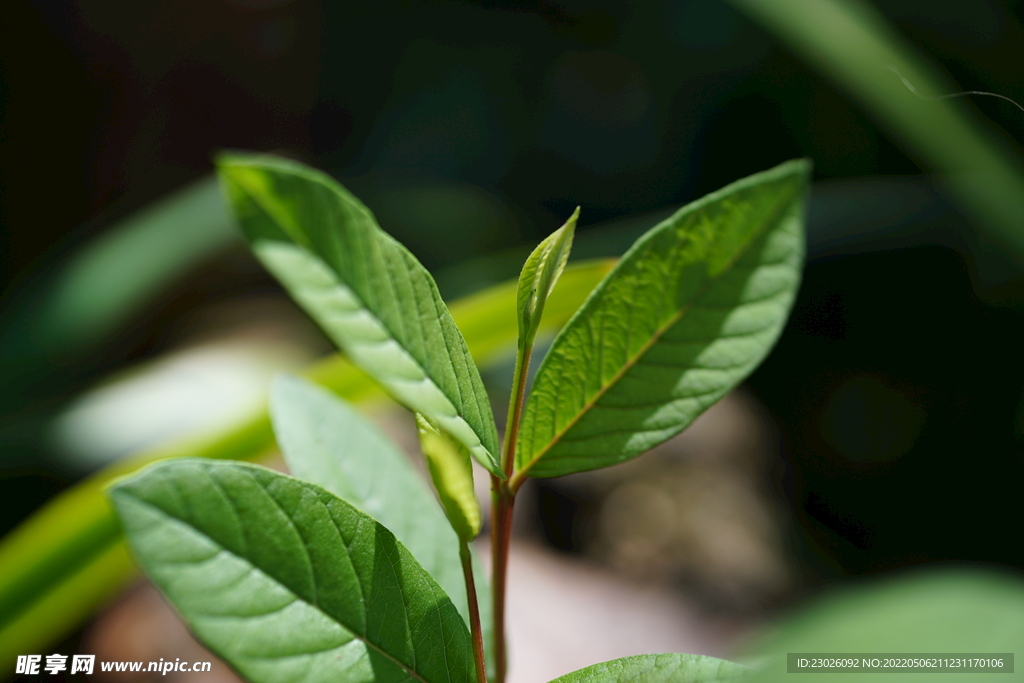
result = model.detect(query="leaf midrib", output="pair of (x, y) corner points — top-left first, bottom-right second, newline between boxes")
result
(514, 187), (798, 484)
(130, 493), (435, 683)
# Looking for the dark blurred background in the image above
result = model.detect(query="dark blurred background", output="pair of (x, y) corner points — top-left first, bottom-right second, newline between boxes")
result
(3, 0), (1024, 615)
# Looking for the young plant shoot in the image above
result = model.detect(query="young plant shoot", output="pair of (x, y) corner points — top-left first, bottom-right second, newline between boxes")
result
(108, 153), (810, 683)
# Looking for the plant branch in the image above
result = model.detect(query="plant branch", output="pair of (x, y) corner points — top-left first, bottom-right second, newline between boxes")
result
(459, 541), (487, 683)
(502, 344), (532, 478)
(490, 342), (532, 683)
(489, 482), (514, 683)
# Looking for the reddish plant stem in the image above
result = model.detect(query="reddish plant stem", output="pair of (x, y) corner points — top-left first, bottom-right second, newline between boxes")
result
(491, 343), (533, 683)
(460, 541), (488, 683)
(489, 481), (515, 683)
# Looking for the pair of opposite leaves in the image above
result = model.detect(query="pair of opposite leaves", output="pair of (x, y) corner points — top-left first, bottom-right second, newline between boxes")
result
(110, 156), (809, 683)
(216, 154), (808, 483)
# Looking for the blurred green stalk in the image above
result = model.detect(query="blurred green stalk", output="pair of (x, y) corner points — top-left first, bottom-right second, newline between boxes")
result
(729, 0), (1024, 260)
(0, 178), (237, 380)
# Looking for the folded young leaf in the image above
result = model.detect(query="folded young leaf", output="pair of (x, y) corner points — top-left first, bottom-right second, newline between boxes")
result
(415, 414), (481, 541)
(549, 654), (747, 683)
(109, 459), (475, 683)
(518, 208), (578, 350)
(217, 153), (501, 477)
(516, 160), (809, 480)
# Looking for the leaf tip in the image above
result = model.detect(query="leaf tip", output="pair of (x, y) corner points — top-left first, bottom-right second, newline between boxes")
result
(213, 150), (261, 177)
(481, 451), (507, 480)
(781, 156), (814, 183)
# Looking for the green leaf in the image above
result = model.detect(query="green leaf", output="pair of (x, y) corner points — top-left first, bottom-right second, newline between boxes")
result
(549, 654), (748, 683)
(745, 568), (1024, 683)
(216, 153), (501, 477)
(518, 208), (578, 350)
(516, 160), (809, 480)
(109, 459), (474, 683)
(269, 374), (485, 627)
(415, 414), (481, 541)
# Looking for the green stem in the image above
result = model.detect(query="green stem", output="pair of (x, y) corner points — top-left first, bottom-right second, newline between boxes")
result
(459, 541), (487, 683)
(489, 483), (513, 683)
(490, 342), (533, 683)
(502, 344), (532, 478)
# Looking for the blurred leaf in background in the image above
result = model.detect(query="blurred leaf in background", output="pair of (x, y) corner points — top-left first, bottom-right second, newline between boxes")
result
(0, 177), (237, 396)
(728, 0), (1024, 266)
(747, 567), (1024, 682)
